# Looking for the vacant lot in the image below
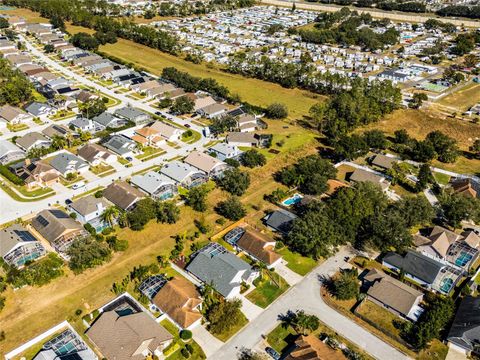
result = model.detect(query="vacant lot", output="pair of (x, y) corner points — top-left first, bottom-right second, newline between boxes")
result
(438, 82), (480, 112)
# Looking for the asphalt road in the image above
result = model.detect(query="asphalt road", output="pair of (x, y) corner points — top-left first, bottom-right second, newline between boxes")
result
(210, 247), (411, 360)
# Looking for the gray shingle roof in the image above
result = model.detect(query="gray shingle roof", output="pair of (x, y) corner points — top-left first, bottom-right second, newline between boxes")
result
(130, 171), (174, 195)
(160, 161), (203, 184)
(50, 152), (88, 174)
(383, 250), (444, 284)
(448, 296), (480, 352)
(265, 209), (297, 234)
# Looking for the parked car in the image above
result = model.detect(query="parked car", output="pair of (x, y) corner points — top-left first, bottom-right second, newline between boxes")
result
(185, 124), (191, 128)
(265, 347), (280, 360)
(71, 181), (86, 190)
(125, 156), (133, 162)
(65, 199), (72, 205)
(155, 111), (161, 116)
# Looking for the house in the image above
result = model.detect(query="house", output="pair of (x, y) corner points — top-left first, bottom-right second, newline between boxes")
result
(32, 328), (97, 360)
(363, 269), (424, 321)
(69, 117), (96, 133)
(0, 224), (46, 267)
(92, 112), (126, 130)
(0, 140), (25, 165)
(103, 134), (137, 158)
(149, 121), (184, 142)
(197, 103), (228, 119)
(349, 168), (390, 191)
(236, 228), (282, 268)
(87, 310), (173, 360)
(49, 152), (89, 177)
(371, 154), (396, 170)
(160, 161), (208, 188)
(237, 114), (258, 133)
(15, 132), (51, 152)
(209, 143), (242, 161)
(382, 250), (460, 294)
(183, 150), (228, 177)
(285, 335), (347, 360)
(131, 126), (165, 148)
(130, 171), (177, 200)
(264, 209), (297, 235)
(114, 106), (150, 125)
(75, 89), (99, 103)
(415, 226), (480, 270)
(186, 243), (258, 299)
(69, 195), (111, 232)
(152, 277), (203, 330)
(447, 296), (480, 356)
(42, 124), (71, 139)
(24, 102), (56, 120)
(450, 178), (478, 199)
(226, 132), (259, 147)
(12, 159), (60, 190)
(103, 181), (145, 211)
(77, 143), (117, 165)
(0, 104), (33, 124)
(31, 209), (87, 253)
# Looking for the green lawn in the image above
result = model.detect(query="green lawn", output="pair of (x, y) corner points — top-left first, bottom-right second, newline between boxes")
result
(160, 319), (206, 360)
(277, 247), (317, 276)
(433, 172), (451, 185)
(136, 147), (166, 161)
(209, 312), (248, 342)
(181, 130), (202, 144)
(90, 164), (115, 176)
(7, 123), (29, 132)
(356, 300), (405, 338)
(246, 271), (289, 308)
(71, 186), (104, 200)
(266, 324), (297, 354)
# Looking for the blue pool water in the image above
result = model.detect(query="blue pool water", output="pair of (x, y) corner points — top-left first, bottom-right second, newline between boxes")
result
(282, 193), (303, 206)
(440, 278), (454, 293)
(455, 252), (473, 267)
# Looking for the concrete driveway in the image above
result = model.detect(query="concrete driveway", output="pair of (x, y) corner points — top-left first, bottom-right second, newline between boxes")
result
(275, 261), (303, 286)
(237, 295), (264, 321)
(191, 324), (224, 358)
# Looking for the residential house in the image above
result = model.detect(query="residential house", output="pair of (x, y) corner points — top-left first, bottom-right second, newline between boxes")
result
(383, 250), (461, 294)
(0, 224), (46, 267)
(264, 209), (297, 235)
(24, 102), (56, 120)
(75, 89), (99, 104)
(92, 112), (126, 130)
(103, 181), (145, 211)
(450, 178), (478, 199)
(31, 209), (87, 253)
(131, 126), (165, 148)
(285, 335), (347, 360)
(447, 296), (480, 356)
(237, 114), (258, 133)
(42, 124), (71, 139)
(11, 159), (60, 190)
(77, 143), (117, 166)
(0, 104), (33, 124)
(69, 195), (111, 232)
(69, 117), (96, 133)
(363, 268), (424, 321)
(197, 103), (228, 119)
(50, 152), (89, 177)
(103, 134), (137, 158)
(226, 132), (259, 147)
(349, 168), (390, 191)
(415, 226), (480, 271)
(371, 154), (396, 170)
(236, 228), (282, 268)
(209, 143), (242, 161)
(114, 106), (150, 125)
(0, 139), (24, 165)
(87, 310), (173, 360)
(152, 277), (203, 330)
(149, 121), (184, 142)
(183, 150), (228, 177)
(186, 243), (258, 299)
(15, 132), (51, 152)
(130, 171), (177, 200)
(192, 95), (216, 112)
(160, 161), (208, 188)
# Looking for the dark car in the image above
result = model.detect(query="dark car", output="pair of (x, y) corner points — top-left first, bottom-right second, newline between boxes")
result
(125, 156), (133, 162)
(184, 124), (191, 128)
(65, 199), (72, 205)
(265, 347), (280, 360)
(155, 111), (161, 116)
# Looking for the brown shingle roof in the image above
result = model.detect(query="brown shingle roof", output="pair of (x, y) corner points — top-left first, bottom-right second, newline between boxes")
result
(152, 277), (202, 329)
(103, 181), (144, 210)
(285, 335), (347, 360)
(236, 228), (281, 265)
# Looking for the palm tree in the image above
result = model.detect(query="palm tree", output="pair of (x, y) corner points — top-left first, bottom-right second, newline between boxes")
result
(101, 206), (120, 227)
(291, 310), (319, 335)
(51, 135), (66, 150)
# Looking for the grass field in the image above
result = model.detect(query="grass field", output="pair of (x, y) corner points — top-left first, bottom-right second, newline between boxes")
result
(438, 82), (480, 112)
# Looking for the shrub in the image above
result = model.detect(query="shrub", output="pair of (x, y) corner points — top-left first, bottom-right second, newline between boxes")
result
(0, 165), (24, 185)
(181, 347), (190, 358)
(180, 329), (193, 340)
(75, 309), (82, 316)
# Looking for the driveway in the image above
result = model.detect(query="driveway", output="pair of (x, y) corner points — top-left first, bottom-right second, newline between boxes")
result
(237, 295), (264, 321)
(191, 325), (224, 358)
(275, 261), (303, 286)
(209, 247), (411, 360)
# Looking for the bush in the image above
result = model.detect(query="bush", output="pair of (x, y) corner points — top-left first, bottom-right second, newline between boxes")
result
(181, 348), (190, 358)
(266, 103), (288, 119)
(0, 165), (24, 185)
(75, 309), (83, 316)
(180, 329), (193, 340)
(215, 196), (246, 220)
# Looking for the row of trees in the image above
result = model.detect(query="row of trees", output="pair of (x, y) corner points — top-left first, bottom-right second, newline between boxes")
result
(0, 58), (34, 106)
(157, 0), (254, 17)
(306, 0), (426, 14)
(4, 0), (179, 54)
(70, 31), (117, 51)
(437, 5), (480, 19)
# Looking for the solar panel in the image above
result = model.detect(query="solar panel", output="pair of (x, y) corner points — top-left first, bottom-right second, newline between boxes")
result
(36, 215), (49, 227)
(14, 230), (37, 242)
(50, 210), (69, 219)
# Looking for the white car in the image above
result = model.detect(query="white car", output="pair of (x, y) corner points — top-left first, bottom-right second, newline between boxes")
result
(71, 181), (86, 190)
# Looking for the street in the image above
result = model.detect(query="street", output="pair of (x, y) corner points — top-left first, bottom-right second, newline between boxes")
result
(210, 247), (411, 360)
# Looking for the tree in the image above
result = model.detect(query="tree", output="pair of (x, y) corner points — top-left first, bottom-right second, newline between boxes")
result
(216, 196), (246, 220)
(80, 98), (107, 119)
(440, 193), (480, 229)
(185, 184), (210, 212)
(127, 198), (157, 231)
(67, 237), (112, 273)
(411, 140), (437, 163)
(50, 15), (65, 31)
(98, 206), (119, 228)
(334, 134), (369, 160)
(0, 17), (9, 29)
(240, 149), (266, 168)
(171, 95), (194, 115)
(386, 162), (411, 186)
(464, 54), (479, 68)
(217, 168), (250, 196)
(331, 269), (359, 300)
(265, 103), (288, 119)
(470, 139), (480, 159)
(416, 163), (435, 191)
(394, 129), (411, 144)
(71, 32), (99, 51)
(363, 129), (387, 149)
(394, 196), (435, 228)
(205, 298), (244, 335)
(44, 44), (55, 53)
(409, 93), (428, 109)
(425, 131), (458, 163)
(156, 201), (180, 224)
(289, 310), (319, 335)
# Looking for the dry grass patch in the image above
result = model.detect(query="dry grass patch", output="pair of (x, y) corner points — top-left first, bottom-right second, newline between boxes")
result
(438, 82), (480, 112)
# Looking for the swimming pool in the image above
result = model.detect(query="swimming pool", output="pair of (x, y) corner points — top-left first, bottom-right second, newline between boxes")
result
(282, 193), (303, 206)
(455, 252), (473, 267)
(440, 278), (454, 293)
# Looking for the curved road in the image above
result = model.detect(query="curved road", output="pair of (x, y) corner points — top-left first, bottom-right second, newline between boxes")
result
(260, 0), (480, 28)
(210, 247), (411, 360)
